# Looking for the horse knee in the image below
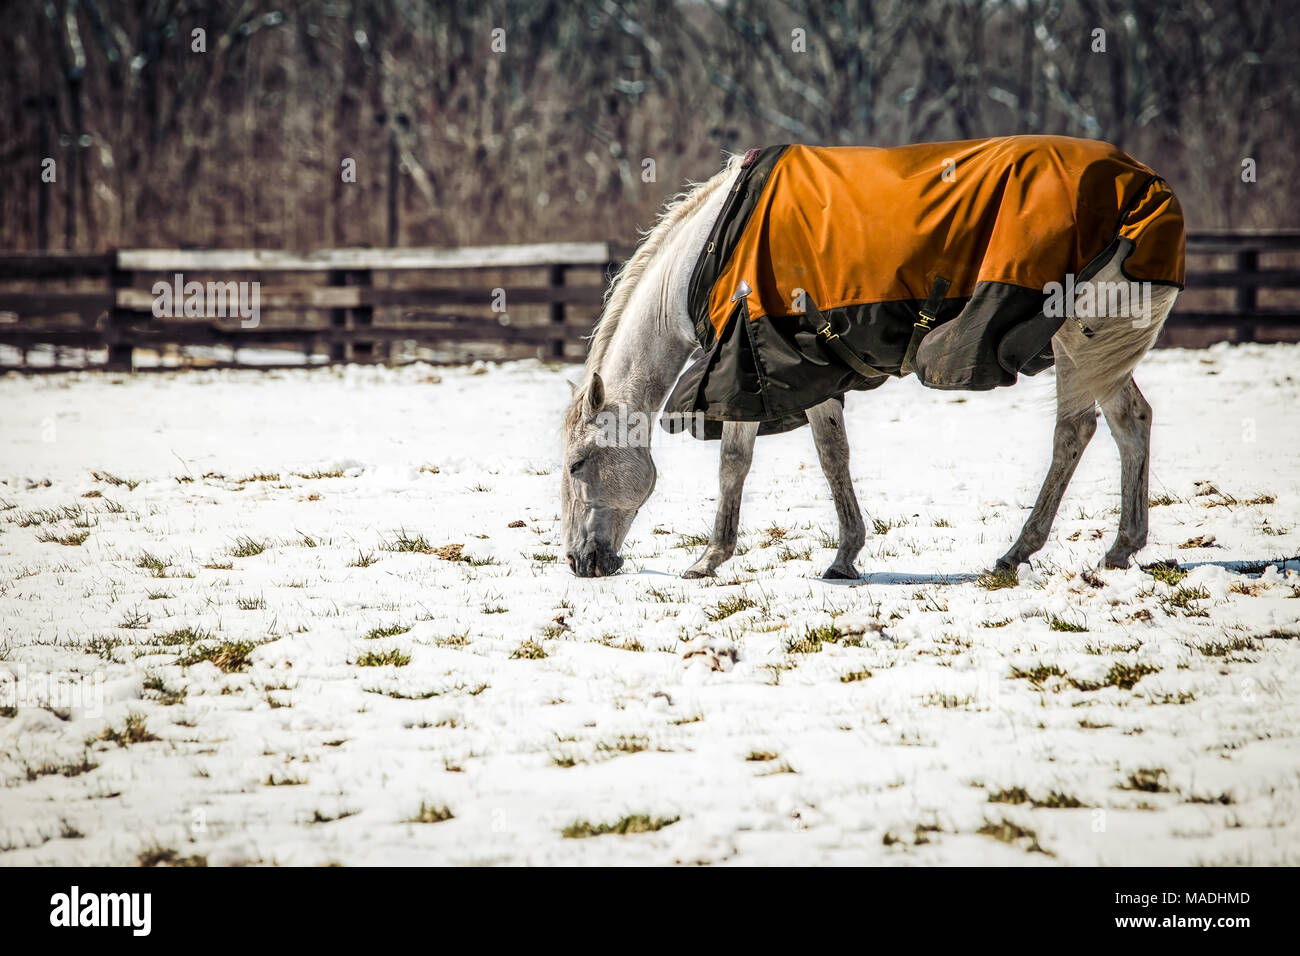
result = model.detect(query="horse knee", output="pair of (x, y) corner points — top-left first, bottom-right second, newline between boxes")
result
(720, 443), (752, 470)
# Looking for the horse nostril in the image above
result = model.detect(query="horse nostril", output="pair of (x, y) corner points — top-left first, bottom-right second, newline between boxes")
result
(566, 554), (576, 571)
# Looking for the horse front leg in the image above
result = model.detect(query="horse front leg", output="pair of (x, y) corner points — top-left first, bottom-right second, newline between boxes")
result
(683, 420), (759, 578)
(806, 399), (866, 580)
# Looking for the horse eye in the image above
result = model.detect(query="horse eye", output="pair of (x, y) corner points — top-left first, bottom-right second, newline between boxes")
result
(569, 458), (586, 475)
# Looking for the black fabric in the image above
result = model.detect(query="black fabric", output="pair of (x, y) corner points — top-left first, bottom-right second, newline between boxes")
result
(806, 295), (890, 380)
(911, 282), (1062, 390)
(662, 278), (1062, 429)
(662, 296), (917, 429)
(688, 146), (790, 348)
(661, 349), (841, 440)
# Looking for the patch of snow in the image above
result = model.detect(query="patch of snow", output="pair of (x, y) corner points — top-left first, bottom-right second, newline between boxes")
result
(0, 347), (1298, 865)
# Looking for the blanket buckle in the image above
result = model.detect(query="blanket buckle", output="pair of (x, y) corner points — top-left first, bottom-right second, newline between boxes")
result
(807, 299), (886, 380)
(900, 275), (951, 377)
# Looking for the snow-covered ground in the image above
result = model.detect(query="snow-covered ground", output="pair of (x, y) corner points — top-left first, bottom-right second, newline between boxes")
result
(1, 344), (1298, 866)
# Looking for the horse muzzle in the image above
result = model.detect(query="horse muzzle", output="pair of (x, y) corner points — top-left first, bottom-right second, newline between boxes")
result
(568, 545), (624, 578)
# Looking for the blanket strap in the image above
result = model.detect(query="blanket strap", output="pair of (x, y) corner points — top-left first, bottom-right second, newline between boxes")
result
(809, 298), (888, 380)
(899, 276), (952, 376)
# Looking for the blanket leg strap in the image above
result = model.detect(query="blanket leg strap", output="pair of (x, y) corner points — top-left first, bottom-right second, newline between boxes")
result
(809, 299), (888, 380)
(899, 276), (951, 377)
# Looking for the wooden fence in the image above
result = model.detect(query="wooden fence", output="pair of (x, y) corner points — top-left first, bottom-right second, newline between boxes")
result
(0, 243), (624, 370)
(0, 232), (1296, 371)
(1170, 231), (1300, 347)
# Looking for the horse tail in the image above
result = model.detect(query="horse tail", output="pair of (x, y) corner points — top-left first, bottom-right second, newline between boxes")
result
(1052, 250), (1180, 417)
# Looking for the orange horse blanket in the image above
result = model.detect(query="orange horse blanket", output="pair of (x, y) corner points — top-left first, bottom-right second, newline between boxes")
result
(665, 135), (1184, 437)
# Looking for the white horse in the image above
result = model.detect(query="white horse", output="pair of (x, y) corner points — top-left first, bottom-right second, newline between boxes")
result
(561, 152), (1179, 579)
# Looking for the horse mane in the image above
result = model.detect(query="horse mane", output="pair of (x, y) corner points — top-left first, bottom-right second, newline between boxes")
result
(569, 155), (745, 428)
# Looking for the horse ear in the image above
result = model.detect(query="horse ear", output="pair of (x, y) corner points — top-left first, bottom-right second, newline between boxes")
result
(586, 373), (605, 414)
(567, 378), (580, 398)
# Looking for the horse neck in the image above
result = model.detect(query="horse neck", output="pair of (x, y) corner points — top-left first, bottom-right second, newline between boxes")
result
(594, 179), (732, 420)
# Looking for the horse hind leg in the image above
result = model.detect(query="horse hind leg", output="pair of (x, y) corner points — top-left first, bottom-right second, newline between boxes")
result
(996, 350), (1098, 571)
(806, 399), (866, 580)
(1098, 377), (1152, 568)
(1060, 278), (1177, 569)
(683, 420), (759, 579)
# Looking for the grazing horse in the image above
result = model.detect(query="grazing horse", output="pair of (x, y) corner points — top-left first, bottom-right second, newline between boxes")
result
(562, 136), (1184, 580)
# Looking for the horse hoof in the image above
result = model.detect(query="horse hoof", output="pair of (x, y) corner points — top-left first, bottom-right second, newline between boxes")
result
(1103, 554), (1131, 570)
(822, 565), (861, 581)
(682, 567), (716, 580)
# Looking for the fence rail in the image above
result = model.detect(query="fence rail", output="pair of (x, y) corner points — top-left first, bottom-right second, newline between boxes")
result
(0, 232), (1296, 370)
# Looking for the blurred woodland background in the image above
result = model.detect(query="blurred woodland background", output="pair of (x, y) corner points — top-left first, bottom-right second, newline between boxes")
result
(1, 0), (1297, 252)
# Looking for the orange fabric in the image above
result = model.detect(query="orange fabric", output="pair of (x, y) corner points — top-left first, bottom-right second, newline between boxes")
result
(706, 135), (1185, 337)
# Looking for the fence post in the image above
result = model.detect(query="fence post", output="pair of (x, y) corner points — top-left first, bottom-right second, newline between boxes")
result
(328, 269), (348, 363)
(549, 264), (567, 359)
(106, 252), (134, 371)
(1235, 248), (1258, 343)
(352, 269), (376, 362)
(328, 268), (376, 363)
